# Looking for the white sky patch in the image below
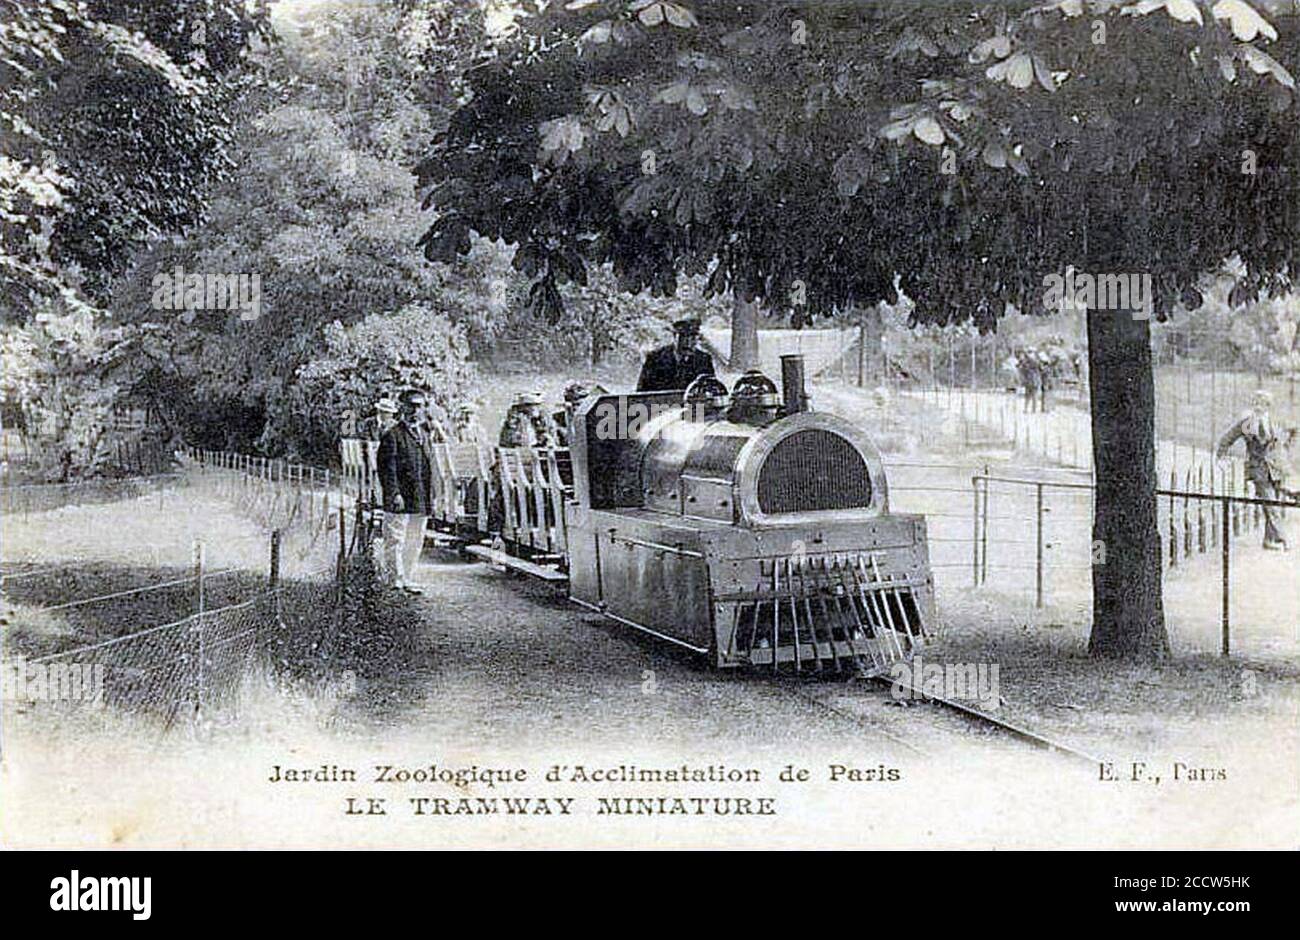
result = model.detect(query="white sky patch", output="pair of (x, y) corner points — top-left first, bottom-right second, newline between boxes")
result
(271, 0), (523, 42)
(483, 1), (524, 39)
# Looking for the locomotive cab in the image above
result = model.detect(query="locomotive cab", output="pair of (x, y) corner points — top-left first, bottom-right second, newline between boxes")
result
(566, 356), (934, 674)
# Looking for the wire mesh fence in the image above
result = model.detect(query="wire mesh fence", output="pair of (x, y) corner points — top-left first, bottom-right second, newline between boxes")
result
(962, 470), (1295, 661)
(879, 456), (1296, 664)
(905, 385), (1287, 520)
(2, 450), (383, 733)
(180, 448), (362, 574)
(8, 564), (342, 730)
(893, 350), (1297, 486)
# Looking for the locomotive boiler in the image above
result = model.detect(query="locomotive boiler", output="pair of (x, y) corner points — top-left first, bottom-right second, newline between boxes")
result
(563, 356), (934, 674)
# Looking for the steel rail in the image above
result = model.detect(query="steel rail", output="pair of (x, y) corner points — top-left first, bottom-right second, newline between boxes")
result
(781, 683), (930, 758)
(862, 674), (1102, 767)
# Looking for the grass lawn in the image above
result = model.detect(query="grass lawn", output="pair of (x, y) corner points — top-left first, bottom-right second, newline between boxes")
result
(922, 585), (1300, 762)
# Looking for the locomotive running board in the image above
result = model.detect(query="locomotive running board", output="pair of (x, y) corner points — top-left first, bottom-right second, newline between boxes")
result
(464, 544), (568, 582)
(570, 598), (712, 655)
(425, 530), (465, 547)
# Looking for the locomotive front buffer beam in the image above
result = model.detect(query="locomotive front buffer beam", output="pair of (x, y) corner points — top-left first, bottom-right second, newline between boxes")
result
(567, 505), (934, 675)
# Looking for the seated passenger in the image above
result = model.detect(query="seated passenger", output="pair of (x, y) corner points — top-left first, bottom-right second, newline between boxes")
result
(499, 392), (559, 448)
(452, 401), (486, 445)
(553, 381), (607, 446)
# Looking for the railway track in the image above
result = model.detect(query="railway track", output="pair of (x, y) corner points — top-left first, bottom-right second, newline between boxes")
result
(780, 673), (1102, 767)
(782, 682), (930, 757)
(574, 599), (1099, 764)
(863, 674), (1103, 766)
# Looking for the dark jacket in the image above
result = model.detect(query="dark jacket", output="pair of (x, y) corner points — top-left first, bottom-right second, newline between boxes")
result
(636, 343), (716, 392)
(378, 421), (432, 515)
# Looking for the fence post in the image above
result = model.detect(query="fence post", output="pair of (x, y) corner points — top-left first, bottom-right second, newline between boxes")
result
(947, 333), (955, 403)
(1197, 467), (1207, 553)
(1221, 497), (1230, 657)
(1230, 461), (1240, 536)
(336, 504), (347, 604)
(1035, 482), (1044, 608)
(192, 538), (206, 723)
(270, 528), (282, 622)
(1168, 468), (1177, 567)
(969, 334), (975, 390)
(971, 474), (981, 587)
(981, 466), (990, 585)
(856, 309), (865, 388)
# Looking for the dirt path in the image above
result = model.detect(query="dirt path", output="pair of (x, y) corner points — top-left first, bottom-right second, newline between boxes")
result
(401, 555), (1015, 762)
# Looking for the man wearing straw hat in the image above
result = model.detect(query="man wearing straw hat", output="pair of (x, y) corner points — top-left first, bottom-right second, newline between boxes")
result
(377, 391), (432, 592)
(498, 391), (558, 448)
(1216, 389), (1295, 551)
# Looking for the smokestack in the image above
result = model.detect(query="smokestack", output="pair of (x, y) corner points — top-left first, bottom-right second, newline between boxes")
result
(780, 354), (809, 415)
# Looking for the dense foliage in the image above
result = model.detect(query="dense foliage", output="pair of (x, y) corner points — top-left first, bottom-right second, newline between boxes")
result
(1157, 263), (1300, 372)
(421, 0), (1297, 324)
(267, 303), (478, 465)
(0, 0), (273, 313)
(1, 0), (271, 475)
(104, 0), (498, 453)
(0, 300), (133, 475)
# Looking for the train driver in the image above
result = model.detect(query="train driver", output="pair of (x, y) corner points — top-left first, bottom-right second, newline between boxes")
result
(637, 317), (716, 392)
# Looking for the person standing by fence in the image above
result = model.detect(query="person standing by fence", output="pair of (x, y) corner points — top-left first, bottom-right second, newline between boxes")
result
(378, 392), (432, 593)
(1016, 347), (1041, 413)
(1216, 390), (1293, 551)
(1036, 348), (1054, 413)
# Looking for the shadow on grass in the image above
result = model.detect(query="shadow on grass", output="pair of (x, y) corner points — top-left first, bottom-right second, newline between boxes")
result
(919, 624), (1300, 752)
(267, 550), (435, 726)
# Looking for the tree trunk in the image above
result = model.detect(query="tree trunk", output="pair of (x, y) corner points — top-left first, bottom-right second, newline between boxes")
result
(1085, 308), (1170, 660)
(588, 301), (604, 366)
(864, 305), (884, 385)
(730, 294), (759, 371)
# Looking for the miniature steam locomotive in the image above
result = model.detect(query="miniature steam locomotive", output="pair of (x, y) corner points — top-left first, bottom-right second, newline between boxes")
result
(358, 356), (934, 675)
